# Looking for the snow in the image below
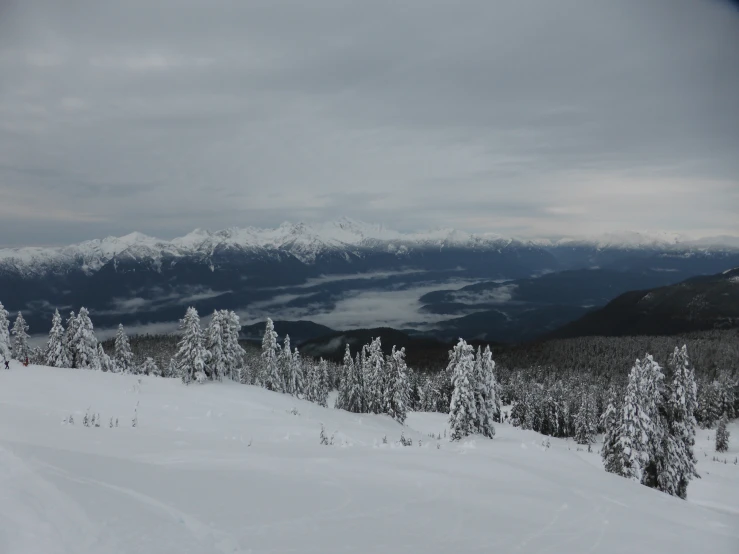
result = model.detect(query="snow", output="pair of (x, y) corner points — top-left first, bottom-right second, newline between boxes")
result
(1, 363), (738, 554)
(3, 219), (739, 275)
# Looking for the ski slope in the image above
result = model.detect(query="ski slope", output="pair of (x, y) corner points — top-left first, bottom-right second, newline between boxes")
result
(0, 363), (737, 554)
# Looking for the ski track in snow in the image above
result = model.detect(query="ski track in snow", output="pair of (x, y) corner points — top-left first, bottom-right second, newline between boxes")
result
(1, 365), (738, 554)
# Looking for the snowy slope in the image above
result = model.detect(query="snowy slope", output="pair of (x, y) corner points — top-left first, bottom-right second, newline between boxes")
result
(3, 218), (738, 276)
(1, 363), (737, 554)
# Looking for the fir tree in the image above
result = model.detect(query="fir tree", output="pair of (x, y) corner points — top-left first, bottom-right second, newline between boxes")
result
(448, 339), (477, 441)
(601, 395), (625, 475)
(141, 357), (160, 376)
(222, 311), (245, 381)
(716, 413), (730, 453)
(279, 335), (294, 393)
(261, 318), (283, 392)
(384, 346), (410, 424)
(315, 358), (330, 408)
(205, 310), (226, 380)
(574, 393), (596, 445)
(98, 344), (114, 372)
(366, 338), (384, 414)
(290, 348), (305, 397)
(473, 345), (497, 438)
(11, 312), (30, 361)
(45, 309), (69, 368)
(63, 311), (79, 368)
(70, 308), (100, 370)
(174, 307), (209, 384)
(337, 344), (363, 412)
(0, 302), (11, 363)
(114, 324), (134, 374)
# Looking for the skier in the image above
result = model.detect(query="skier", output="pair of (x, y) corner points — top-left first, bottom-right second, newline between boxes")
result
(3, 359), (8, 370)
(23, 357), (29, 367)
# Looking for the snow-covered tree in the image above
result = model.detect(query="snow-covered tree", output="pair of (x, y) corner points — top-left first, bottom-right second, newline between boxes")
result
(0, 302), (11, 363)
(448, 339), (477, 441)
(222, 311), (245, 381)
(472, 345), (497, 438)
(336, 345), (364, 412)
(315, 358), (330, 407)
(716, 413), (730, 453)
(365, 338), (384, 414)
(574, 393), (597, 445)
(601, 395), (624, 475)
(63, 311), (79, 368)
(141, 357), (160, 377)
(45, 309), (69, 368)
(70, 308), (100, 370)
(289, 348), (305, 397)
(205, 310), (226, 380)
(383, 346), (410, 424)
(261, 318), (283, 392)
(658, 345), (698, 499)
(11, 312), (30, 361)
(114, 324), (134, 374)
(279, 335), (294, 393)
(174, 307), (209, 384)
(97, 344), (114, 372)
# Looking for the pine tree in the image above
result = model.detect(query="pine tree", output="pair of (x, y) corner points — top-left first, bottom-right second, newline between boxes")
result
(205, 310), (226, 380)
(315, 358), (330, 408)
(70, 308), (100, 370)
(174, 307), (209, 384)
(472, 345), (497, 438)
(114, 324), (134, 374)
(290, 348), (305, 397)
(45, 309), (69, 368)
(616, 358), (656, 482)
(222, 311), (245, 381)
(337, 345), (364, 412)
(384, 346), (410, 424)
(63, 311), (79, 368)
(659, 345), (699, 499)
(141, 357), (160, 376)
(97, 344), (114, 372)
(574, 393), (596, 445)
(715, 413), (730, 453)
(261, 318), (283, 392)
(366, 338), (384, 414)
(11, 312), (30, 361)
(601, 395), (625, 475)
(0, 302), (11, 364)
(448, 339), (477, 441)
(279, 335), (294, 393)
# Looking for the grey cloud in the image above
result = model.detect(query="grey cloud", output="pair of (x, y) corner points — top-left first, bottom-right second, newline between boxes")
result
(1, 0), (738, 246)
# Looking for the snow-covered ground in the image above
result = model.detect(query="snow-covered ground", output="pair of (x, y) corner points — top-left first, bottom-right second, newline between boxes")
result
(1, 363), (737, 554)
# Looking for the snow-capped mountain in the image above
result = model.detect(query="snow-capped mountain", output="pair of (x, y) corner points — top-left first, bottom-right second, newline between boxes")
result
(3, 218), (737, 278)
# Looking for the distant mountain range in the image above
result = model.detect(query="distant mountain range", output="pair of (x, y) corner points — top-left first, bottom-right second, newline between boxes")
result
(2, 218), (739, 340)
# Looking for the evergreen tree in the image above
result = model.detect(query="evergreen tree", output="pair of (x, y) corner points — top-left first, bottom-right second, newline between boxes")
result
(98, 344), (114, 373)
(315, 358), (330, 408)
(279, 335), (294, 393)
(11, 312), (30, 361)
(205, 310), (226, 380)
(290, 348), (305, 397)
(715, 413), (730, 453)
(167, 358), (178, 379)
(114, 324), (134, 374)
(473, 345), (497, 438)
(261, 318), (283, 392)
(0, 302), (11, 363)
(222, 311), (245, 381)
(659, 345), (698, 499)
(384, 346), (410, 424)
(63, 311), (79, 368)
(141, 357), (160, 376)
(174, 307), (209, 384)
(337, 344), (364, 412)
(574, 393), (596, 445)
(366, 338), (384, 414)
(45, 309), (69, 368)
(70, 308), (100, 370)
(448, 339), (477, 441)
(601, 395), (625, 475)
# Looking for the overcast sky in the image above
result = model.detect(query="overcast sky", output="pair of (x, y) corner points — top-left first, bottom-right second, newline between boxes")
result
(1, 0), (738, 246)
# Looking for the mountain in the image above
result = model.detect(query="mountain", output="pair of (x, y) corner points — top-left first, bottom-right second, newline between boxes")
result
(241, 320), (335, 344)
(548, 268), (739, 339)
(3, 219), (739, 337)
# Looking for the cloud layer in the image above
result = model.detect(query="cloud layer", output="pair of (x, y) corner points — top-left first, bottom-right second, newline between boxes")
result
(1, 0), (738, 245)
